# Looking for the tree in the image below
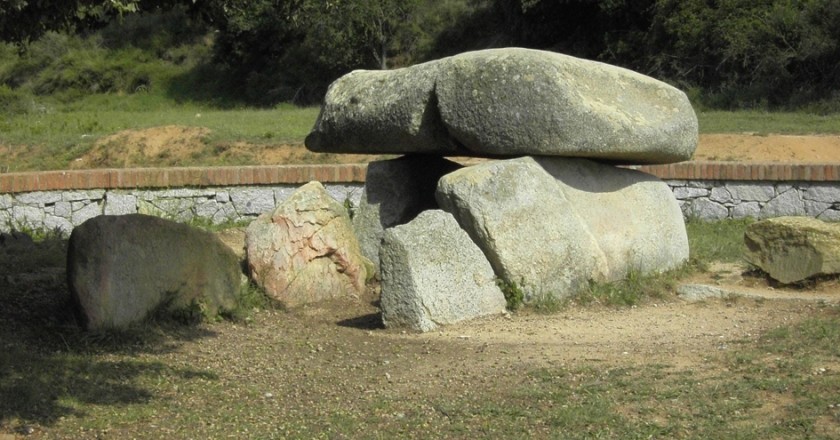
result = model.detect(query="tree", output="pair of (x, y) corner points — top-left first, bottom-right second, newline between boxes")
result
(203, 0), (432, 104)
(0, 0), (162, 44)
(646, 0), (840, 108)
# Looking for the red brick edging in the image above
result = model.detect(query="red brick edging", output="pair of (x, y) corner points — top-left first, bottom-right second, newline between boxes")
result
(634, 161), (840, 182)
(1, 162), (839, 194)
(0, 164), (367, 194)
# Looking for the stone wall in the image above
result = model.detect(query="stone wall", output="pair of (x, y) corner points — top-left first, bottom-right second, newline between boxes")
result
(0, 184), (364, 235)
(2, 162), (839, 234)
(668, 180), (840, 221)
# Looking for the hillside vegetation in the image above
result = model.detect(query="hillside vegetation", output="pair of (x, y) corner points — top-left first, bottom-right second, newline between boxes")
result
(2, 1), (840, 110)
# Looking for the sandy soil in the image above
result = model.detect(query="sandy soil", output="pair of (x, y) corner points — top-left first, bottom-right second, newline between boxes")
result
(695, 133), (840, 162)
(67, 126), (840, 168)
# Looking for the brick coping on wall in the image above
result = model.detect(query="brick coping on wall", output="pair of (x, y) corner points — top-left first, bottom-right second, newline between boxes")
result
(1, 161), (839, 194)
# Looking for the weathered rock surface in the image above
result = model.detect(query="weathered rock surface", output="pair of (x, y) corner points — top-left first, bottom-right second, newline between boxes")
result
(307, 48), (697, 164)
(353, 155), (462, 273)
(67, 214), (242, 330)
(534, 157), (689, 280)
(436, 157), (609, 302)
(744, 216), (840, 284)
(677, 284), (733, 302)
(436, 156), (688, 301)
(379, 210), (506, 332)
(246, 181), (372, 307)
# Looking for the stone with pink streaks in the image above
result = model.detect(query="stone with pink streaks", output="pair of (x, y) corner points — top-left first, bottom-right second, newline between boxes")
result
(246, 181), (373, 306)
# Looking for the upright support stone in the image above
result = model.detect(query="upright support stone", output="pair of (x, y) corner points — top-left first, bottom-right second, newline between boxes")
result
(436, 157), (609, 302)
(380, 210), (506, 332)
(352, 155), (461, 273)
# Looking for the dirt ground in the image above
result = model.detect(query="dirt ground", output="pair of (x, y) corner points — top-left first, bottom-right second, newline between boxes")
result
(695, 133), (840, 162)
(68, 126), (840, 168)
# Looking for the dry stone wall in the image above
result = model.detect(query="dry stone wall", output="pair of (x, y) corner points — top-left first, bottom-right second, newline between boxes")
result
(669, 180), (840, 222)
(0, 184), (363, 235)
(2, 164), (840, 235)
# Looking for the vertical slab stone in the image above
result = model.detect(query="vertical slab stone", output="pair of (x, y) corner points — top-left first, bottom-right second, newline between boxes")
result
(535, 157), (689, 279)
(352, 155), (461, 273)
(380, 210), (506, 332)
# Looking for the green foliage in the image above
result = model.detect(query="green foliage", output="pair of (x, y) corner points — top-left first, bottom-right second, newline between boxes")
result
(496, 278), (525, 311)
(200, 0), (463, 105)
(686, 218), (752, 265)
(467, 0), (840, 110)
(0, 7), (210, 102)
(575, 267), (687, 307)
(647, 0), (840, 109)
(6, 0), (840, 110)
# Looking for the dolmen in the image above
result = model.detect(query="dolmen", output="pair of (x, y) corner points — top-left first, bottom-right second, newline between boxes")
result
(307, 48), (697, 332)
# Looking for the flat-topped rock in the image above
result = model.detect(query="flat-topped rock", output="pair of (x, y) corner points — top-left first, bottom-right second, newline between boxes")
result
(306, 48), (697, 164)
(744, 216), (840, 284)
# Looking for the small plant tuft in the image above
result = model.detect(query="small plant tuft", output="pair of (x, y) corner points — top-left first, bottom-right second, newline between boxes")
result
(496, 278), (525, 311)
(221, 281), (273, 323)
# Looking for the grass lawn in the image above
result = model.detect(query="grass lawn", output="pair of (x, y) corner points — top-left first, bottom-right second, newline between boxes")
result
(698, 110), (840, 135)
(2, 93), (840, 171)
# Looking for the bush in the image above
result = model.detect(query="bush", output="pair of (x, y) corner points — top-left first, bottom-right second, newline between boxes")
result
(0, 84), (33, 114)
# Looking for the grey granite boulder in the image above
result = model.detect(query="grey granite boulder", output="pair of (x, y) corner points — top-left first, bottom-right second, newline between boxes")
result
(436, 157), (610, 302)
(534, 157), (689, 280)
(67, 214), (242, 330)
(307, 48), (697, 164)
(436, 156), (689, 301)
(379, 210), (506, 332)
(352, 155), (462, 273)
(246, 181), (372, 307)
(744, 216), (840, 284)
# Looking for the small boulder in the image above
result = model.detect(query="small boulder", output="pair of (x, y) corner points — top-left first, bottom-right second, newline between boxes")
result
(379, 210), (506, 332)
(307, 48), (697, 164)
(352, 155), (462, 273)
(67, 214), (242, 330)
(744, 216), (840, 284)
(246, 181), (372, 307)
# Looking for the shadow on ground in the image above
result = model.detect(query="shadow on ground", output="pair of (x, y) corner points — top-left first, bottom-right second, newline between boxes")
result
(0, 232), (219, 429)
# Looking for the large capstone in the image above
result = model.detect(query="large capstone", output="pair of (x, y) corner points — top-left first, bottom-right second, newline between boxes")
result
(307, 48), (697, 164)
(379, 210), (506, 332)
(246, 181), (372, 307)
(744, 216), (840, 284)
(67, 214), (242, 330)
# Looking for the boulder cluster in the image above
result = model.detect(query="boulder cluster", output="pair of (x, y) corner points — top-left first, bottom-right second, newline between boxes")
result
(309, 48), (698, 331)
(65, 48), (699, 332)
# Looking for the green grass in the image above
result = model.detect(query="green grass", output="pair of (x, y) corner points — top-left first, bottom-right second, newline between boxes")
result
(698, 110), (840, 134)
(2, 93), (840, 171)
(0, 95), (320, 171)
(686, 218), (752, 265)
(540, 219), (751, 310)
